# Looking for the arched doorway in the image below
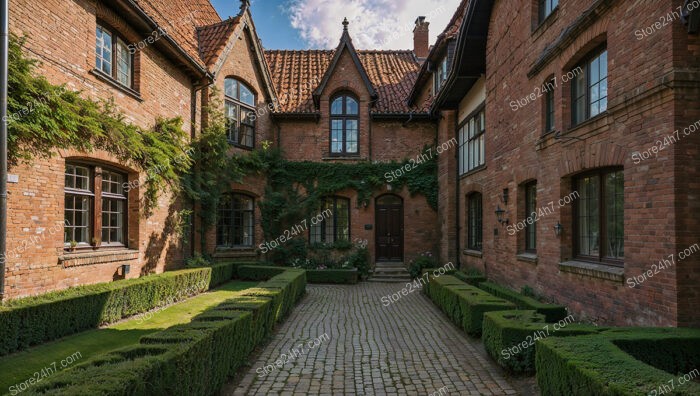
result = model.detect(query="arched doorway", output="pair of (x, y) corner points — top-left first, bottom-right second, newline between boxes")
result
(375, 194), (403, 261)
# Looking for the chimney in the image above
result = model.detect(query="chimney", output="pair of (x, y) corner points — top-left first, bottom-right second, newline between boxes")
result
(413, 16), (430, 59)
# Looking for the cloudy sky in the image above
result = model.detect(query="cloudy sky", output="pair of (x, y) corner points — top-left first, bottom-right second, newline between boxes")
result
(211, 0), (461, 50)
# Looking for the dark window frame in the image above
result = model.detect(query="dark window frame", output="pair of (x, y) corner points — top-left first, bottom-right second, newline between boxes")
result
(544, 78), (556, 133)
(216, 193), (255, 248)
(538, 0), (559, 23)
(224, 78), (256, 150)
(95, 21), (134, 90)
(524, 181), (537, 253)
(458, 104), (486, 175)
(64, 162), (128, 250)
(467, 193), (483, 251)
(572, 167), (624, 266)
(329, 93), (360, 156)
(309, 197), (351, 244)
(571, 45), (608, 126)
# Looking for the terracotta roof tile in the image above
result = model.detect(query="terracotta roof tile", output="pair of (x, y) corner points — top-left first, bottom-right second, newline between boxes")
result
(132, 0), (222, 68)
(265, 49), (430, 114)
(197, 17), (241, 67)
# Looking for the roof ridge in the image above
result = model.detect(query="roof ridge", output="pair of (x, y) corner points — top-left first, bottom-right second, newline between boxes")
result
(196, 16), (238, 31)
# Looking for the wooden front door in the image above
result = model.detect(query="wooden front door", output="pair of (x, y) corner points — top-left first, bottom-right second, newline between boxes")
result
(375, 195), (403, 261)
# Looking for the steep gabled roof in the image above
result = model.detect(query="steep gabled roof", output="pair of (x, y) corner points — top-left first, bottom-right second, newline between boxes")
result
(264, 20), (429, 115)
(312, 18), (378, 106)
(197, 17), (241, 67)
(132, 0), (222, 69)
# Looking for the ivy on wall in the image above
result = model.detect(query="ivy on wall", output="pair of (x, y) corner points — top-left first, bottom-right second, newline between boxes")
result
(6, 35), (192, 213)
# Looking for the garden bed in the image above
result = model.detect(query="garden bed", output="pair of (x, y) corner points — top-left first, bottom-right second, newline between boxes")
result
(21, 267), (307, 395)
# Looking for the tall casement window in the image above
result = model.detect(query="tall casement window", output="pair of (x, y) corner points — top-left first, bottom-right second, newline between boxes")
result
(467, 193), (483, 251)
(330, 94), (359, 155)
(539, 0), (559, 23)
(572, 47), (608, 126)
(458, 107), (486, 175)
(310, 197), (350, 243)
(95, 23), (133, 88)
(574, 169), (624, 265)
(225, 78), (256, 149)
(544, 80), (555, 133)
(217, 193), (255, 248)
(64, 163), (127, 248)
(524, 182), (537, 252)
(433, 57), (448, 93)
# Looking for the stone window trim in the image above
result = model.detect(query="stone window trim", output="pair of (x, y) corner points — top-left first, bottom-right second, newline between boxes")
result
(559, 260), (624, 283)
(59, 249), (139, 268)
(64, 162), (129, 252)
(516, 252), (538, 264)
(95, 21), (138, 92)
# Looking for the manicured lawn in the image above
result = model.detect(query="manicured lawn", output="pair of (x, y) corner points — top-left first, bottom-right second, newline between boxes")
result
(0, 281), (257, 393)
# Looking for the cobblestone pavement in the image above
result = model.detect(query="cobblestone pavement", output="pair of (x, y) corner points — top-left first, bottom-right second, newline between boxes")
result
(227, 283), (519, 396)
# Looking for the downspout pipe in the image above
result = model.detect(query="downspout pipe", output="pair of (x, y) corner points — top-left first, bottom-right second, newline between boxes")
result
(0, 0), (9, 301)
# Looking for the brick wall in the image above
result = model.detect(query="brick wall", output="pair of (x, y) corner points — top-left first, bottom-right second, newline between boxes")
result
(4, 0), (197, 299)
(457, 0), (700, 326)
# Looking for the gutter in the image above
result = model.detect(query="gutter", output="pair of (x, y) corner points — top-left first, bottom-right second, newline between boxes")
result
(0, 0), (8, 300)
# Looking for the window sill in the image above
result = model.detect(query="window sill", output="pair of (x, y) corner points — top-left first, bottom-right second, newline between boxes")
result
(59, 249), (139, 268)
(459, 165), (487, 180)
(516, 252), (538, 264)
(559, 260), (624, 282)
(228, 141), (254, 150)
(463, 249), (483, 258)
(322, 156), (362, 161)
(566, 111), (609, 135)
(90, 69), (143, 102)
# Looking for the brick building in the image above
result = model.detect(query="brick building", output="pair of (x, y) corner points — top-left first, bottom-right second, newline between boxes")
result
(413, 0), (700, 327)
(1, 0), (438, 299)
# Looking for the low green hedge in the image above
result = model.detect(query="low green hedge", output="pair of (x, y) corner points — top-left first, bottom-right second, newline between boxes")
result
(237, 265), (287, 281)
(452, 271), (487, 286)
(425, 275), (515, 336)
(536, 328), (700, 395)
(0, 263), (244, 357)
(306, 269), (358, 284)
(478, 281), (568, 322)
(24, 268), (307, 395)
(482, 310), (603, 374)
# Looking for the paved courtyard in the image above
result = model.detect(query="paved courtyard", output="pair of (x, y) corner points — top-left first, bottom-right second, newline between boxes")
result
(226, 283), (520, 396)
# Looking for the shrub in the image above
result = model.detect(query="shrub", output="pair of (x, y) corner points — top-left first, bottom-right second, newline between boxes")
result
(536, 328), (700, 396)
(0, 267), (234, 356)
(408, 252), (437, 279)
(306, 269), (359, 284)
(425, 275), (515, 336)
(237, 265), (287, 281)
(482, 310), (603, 374)
(452, 270), (487, 286)
(478, 281), (568, 322)
(24, 268), (307, 395)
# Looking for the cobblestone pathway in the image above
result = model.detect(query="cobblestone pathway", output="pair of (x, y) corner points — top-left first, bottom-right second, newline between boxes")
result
(227, 283), (518, 396)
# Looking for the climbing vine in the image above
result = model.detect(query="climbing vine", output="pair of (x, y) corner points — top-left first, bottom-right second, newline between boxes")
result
(6, 35), (193, 214)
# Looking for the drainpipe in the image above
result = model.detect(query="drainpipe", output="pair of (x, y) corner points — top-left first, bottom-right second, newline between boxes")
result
(0, 0), (9, 301)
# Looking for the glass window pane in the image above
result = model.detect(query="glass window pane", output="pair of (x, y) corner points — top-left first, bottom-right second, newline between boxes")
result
(96, 26), (112, 75)
(116, 39), (131, 87)
(239, 83), (255, 106)
(346, 97), (358, 115)
(331, 97), (343, 115)
(225, 78), (237, 98)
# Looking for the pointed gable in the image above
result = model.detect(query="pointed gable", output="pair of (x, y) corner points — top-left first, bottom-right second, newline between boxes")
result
(312, 18), (378, 106)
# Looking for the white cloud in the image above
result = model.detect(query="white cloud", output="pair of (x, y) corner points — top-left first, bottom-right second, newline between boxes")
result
(284, 0), (462, 50)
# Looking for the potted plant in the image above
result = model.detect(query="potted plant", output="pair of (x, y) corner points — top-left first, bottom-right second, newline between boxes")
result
(69, 240), (78, 252)
(91, 237), (101, 249)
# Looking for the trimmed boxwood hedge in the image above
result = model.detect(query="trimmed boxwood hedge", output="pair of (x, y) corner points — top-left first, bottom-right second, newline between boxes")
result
(0, 263), (243, 357)
(23, 267), (307, 395)
(237, 265), (287, 281)
(478, 281), (568, 322)
(452, 271), (487, 286)
(536, 328), (700, 395)
(305, 269), (358, 284)
(425, 275), (515, 336)
(482, 310), (603, 374)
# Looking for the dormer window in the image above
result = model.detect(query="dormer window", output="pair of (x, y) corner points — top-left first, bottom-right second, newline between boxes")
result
(433, 57), (448, 94)
(330, 94), (359, 155)
(95, 24), (133, 88)
(225, 78), (256, 149)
